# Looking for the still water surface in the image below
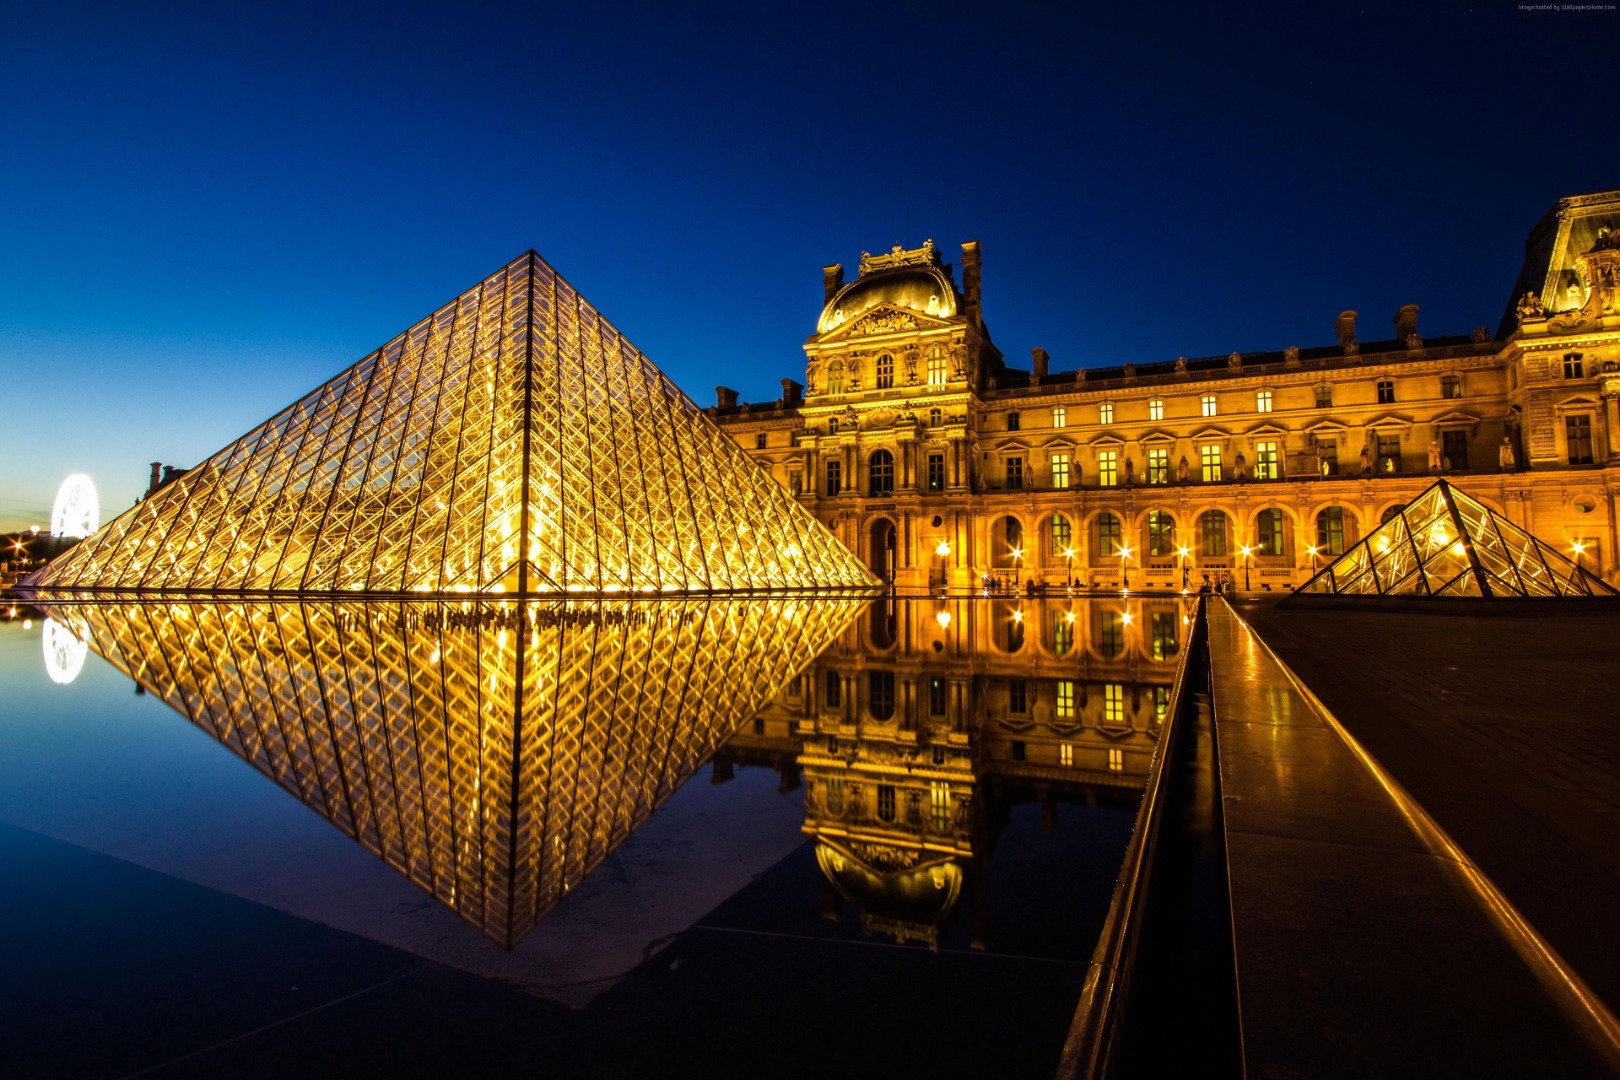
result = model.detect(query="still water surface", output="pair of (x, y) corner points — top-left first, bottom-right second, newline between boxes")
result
(0, 594), (1189, 1078)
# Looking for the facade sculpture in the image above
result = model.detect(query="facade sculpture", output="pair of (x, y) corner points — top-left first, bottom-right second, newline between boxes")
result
(717, 191), (1620, 591)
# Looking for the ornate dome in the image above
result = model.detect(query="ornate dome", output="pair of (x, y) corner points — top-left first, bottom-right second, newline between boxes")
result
(814, 839), (965, 930)
(818, 265), (959, 334)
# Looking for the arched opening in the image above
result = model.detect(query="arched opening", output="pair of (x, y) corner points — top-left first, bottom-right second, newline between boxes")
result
(1315, 506), (1360, 557)
(826, 359), (845, 395)
(868, 518), (897, 584)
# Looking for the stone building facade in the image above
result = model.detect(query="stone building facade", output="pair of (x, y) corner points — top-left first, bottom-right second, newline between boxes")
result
(713, 190), (1620, 592)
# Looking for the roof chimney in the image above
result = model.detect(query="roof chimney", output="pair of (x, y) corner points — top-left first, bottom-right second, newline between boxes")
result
(780, 378), (803, 407)
(822, 264), (844, 304)
(1393, 304), (1419, 342)
(1030, 347), (1049, 380)
(1335, 310), (1359, 353)
(147, 462), (162, 498)
(715, 386), (739, 409)
(961, 241), (982, 313)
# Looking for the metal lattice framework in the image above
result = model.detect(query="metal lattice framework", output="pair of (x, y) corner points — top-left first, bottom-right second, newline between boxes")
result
(1298, 479), (1617, 598)
(26, 252), (876, 595)
(44, 595), (865, 947)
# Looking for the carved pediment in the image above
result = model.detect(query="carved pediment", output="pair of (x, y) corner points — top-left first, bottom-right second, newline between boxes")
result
(1365, 413), (1413, 430)
(1303, 417), (1351, 435)
(1137, 429), (1179, 445)
(1189, 425), (1230, 442)
(1430, 409), (1482, 427)
(821, 303), (953, 341)
(1088, 432), (1126, 448)
(1244, 421), (1291, 438)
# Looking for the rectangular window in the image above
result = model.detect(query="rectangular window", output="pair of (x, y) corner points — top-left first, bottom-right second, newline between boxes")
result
(1108, 747), (1124, 773)
(1149, 398), (1164, 421)
(1060, 743), (1074, 767)
(755, 432), (768, 449)
(1148, 511), (1175, 556)
(1006, 456), (1024, 489)
(1254, 440), (1279, 480)
(1564, 353), (1584, 379)
(1200, 444), (1222, 482)
(824, 776), (844, 815)
(1442, 374), (1462, 399)
(789, 469), (802, 493)
(1256, 389), (1273, 413)
(1147, 448), (1169, 484)
(929, 676), (947, 716)
(824, 670), (841, 709)
(1104, 683), (1124, 727)
(1097, 513), (1121, 556)
(1150, 612), (1178, 661)
(1009, 681), (1027, 714)
(927, 453), (945, 492)
(1441, 430), (1468, 471)
(1098, 450), (1118, 487)
(1316, 507), (1345, 555)
(1099, 611), (1125, 656)
(1100, 402), (1114, 425)
(877, 784), (896, 823)
(1377, 380), (1395, 404)
(1315, 385), (1333, 408)
(930, 782), (950, 831)
(1052, 407), (1067, 428)
(1050, 453), (1069, 489)
(1256, 508), (1285, 555)
(1012, 740), (1027, 762)
(1201, 510), (1228, 556)
(1377, 434), (1401, 473)
(1007, 412), (1020, 431)
(1052, 611), (1073, 655)
(1056, 680), (1076, 718)
(1318, 440), (1338, 476)
(927, 351), (948, 386)
(1567, 415), (1595, 464)
(929, 407), (942, 427)
(825, 458), (841, 495)
(1201, 394), (1218, 417)
(1154, 686), (1170, 722)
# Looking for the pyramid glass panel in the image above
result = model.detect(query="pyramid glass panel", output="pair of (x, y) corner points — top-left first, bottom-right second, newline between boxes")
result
(23, 253), (877, 596)
(37, 596), (867, 947)
(1296, 480), (1617, 600)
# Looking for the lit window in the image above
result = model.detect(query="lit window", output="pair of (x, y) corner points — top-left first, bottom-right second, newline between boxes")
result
(1442, 374), (1462, 399)
(1201, 394), (1218, 417)
(1104, 683), (1124, 726)
(1096, 512), (1122, 556)
(930, 782), (950, 830)
(1060, 743), (1074, 767)
(1098, 450), (1118, 487)
(1056, 680), (1076, 718)
(1053, 611), (1073, 655)
(824, 777), (844, 815)
(927, 453), (945, 492)
(1100, 402), (1114, 425)
(1377, 380), (1395, 404)
(755, 432), (767, 450)
(875, 353), (894, 390)
(1200, 510), (1228, 557)
(1200, 444), (1222, 482)
(1050, 453), (1070, 489)
(929, 407), (942, 427)
(1108, 747), (1124, 773)
(1154, 687), (1169, 722)
(1149, 398), (1164, 421)
(826, 360), (845, 395)
(1005, 456), (1024, 489)
(1150, 612), (1177, 660)
(1567, 415), (1595, 464)
(1315, 507), (1346, 556)
(1254, 440), (1280, 480)
(1099, 611), (1125, 657)
(1051, 513), (1072, 552)
(1007, 412), (1020, 431)
(1564, 353), (1584, 379)
(825, 458), (841, 495)
(1256, 389), (1273, 413)
(1315, 384), (1333, 408)
(1256, 508), (1285, 556)
(869, 449), (894, 496)
(927, 347), (948, 386)
(1052, 407), (1067, 428)
(1377, 434), (1401, 472)
(1147, 511), (1175, 556)
(1147, 448), (1169, 484)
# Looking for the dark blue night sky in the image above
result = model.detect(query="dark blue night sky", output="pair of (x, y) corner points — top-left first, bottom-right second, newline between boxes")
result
(2, 0), (1615, 526)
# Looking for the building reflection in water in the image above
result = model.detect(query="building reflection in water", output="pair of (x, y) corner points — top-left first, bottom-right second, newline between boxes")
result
(38, 596), (866, 948)
(719, 595), (1192, 950)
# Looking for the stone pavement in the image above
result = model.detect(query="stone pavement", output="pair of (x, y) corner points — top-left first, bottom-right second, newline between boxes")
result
(1239, 597), (1620, 1016)
(1207, 599), (1620, 1077)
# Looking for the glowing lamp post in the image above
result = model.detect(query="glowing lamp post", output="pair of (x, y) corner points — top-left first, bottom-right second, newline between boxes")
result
(1240, 545), (1253, 592)
(1011, 546), (1024, 593)
(1063, 546), (1076, 589)
(1571, 541), (1588, 576)
(935, 540), (951, 594)
(1176, 545), (1191, 592)
(1119, 545), (1132, 592)
(1307, 544), (1319, 575)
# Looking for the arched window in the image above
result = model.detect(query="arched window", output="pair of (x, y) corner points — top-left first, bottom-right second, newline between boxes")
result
(1256, 508), (1286, 556)
(1050, 513), (1072, 555)
(926, 347), (948, 386)
(1200, 510), (1228, 557)
(868, 449), (894, 496)
(875, 353), (894, 390)
(1316, 507), (1348, 555)
(1380, 504), (1403, 526)
(1096, 512), (1122, 557)
(826, 359), (845, 395)
(1147, 511), (1176, 556)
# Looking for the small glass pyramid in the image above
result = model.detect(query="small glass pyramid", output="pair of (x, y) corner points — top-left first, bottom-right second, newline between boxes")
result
(1298, 479), (1616, 598)
(24, 252), (877, 595)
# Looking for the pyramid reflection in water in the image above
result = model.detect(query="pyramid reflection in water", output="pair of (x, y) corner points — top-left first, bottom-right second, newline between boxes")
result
(26, 251), (875, 595)
(45, 596), (866, 947)
(1297, 479), (1617, 599)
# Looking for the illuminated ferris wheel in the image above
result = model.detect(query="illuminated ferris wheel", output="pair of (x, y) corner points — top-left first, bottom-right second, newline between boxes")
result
(51, 474), (99, 538)
(43, 619), (88, 685)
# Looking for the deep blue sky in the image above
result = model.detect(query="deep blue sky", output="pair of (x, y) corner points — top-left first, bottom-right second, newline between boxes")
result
(2, 1), (1616, 529)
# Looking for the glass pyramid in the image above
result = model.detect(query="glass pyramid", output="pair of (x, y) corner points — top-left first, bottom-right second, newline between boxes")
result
(1298, 479), (1616, 598)
(24, 252), (877, 595)
(40, 595), (866, 947)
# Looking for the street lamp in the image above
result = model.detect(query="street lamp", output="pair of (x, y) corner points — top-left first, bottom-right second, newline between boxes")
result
(1307, 544), (1319, 576)
(1571, 541), (1588, 576)
(1011, 546), (1024, 593)
(1063, 546), (1076, 589)
(1176, 545), (1191, 592)
(1240, 545), (1253, 592)
(1119, 544), (1132, 592)
(935, 540), (951, 594)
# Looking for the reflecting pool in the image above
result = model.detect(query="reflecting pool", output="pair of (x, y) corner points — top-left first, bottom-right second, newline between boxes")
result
(0, 593), (1192, 1078)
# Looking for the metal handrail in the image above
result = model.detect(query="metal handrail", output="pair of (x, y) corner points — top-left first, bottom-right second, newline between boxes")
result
(1054, 594), (1208, 1079)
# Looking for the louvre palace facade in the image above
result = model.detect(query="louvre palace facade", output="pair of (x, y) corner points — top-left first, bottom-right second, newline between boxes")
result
(712, 189), (1620, 593)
